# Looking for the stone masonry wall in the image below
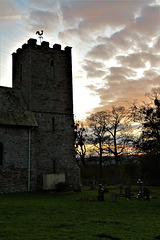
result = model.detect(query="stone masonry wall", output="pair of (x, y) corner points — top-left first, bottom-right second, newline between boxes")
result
(30, 112), (78, 190)
(0, 127), (29, 193)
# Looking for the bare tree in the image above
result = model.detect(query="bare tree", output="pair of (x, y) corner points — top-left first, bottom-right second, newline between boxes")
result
(104, 106), (130, 165)
(87, 107), (130, 165)
(75, 121), (87, 165)
(87, 111), (108, 166)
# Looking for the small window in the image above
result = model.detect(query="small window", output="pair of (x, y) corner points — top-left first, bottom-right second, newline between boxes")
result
(0, 142), (3, 166)
(50, 60), (54, 79)
(52, 117), (55, 132)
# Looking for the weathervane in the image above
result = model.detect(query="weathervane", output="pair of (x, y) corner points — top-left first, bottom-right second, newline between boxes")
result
(36, 30), (44, 44)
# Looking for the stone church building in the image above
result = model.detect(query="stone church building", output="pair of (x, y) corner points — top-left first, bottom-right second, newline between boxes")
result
(0, 38), (80, 193)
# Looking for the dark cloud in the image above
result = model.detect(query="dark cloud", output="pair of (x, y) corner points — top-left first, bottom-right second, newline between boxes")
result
(117, 54), (145, 69)
(60, 0), (149, 27)
(143, 69), (160, 78)
(0, 0), (21, 20)
(109, 67), (136, 77)
(88, 64), (160, 112)
(27, 9), (59, 32)
(82, 60), (106, 79)
(106, 67), (137, 82)
(131, 5), (160, 35)
(117, 52), (160, 69)
(87, 43), (116, 60)
(58, 0), (151, 42)
(92, 72), (160, 112)
(153, 36), (160, 55)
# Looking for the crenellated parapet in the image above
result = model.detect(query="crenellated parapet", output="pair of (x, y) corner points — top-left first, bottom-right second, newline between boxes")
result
(12, 38), (72, 56)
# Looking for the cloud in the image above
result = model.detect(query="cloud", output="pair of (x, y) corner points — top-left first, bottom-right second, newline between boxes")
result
(28, 0), (57, 9)
(0, 0), (21, 21)
(131, 5), (160, 35)
(59, 0), (142, 42)
(107, 67), (137, 81)
(27, 9), (60, 32)
(116, 52), (160, 69)
(21, 0), (60, 33)
(60, 0), (149, 27)
(82, 60), (106, 79)
(87, 43), (116, 61)
(1, 0), (160, 119)
(153, 36), (160, 52)
(92, 72), (160, 112)
(80, 2), (160, 114)
(87, 63), (160, 112)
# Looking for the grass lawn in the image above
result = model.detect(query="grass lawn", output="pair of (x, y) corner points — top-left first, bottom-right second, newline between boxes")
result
(0, 186), (160, 240)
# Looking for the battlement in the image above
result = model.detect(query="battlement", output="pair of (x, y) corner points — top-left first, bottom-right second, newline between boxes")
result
(13, 38), (72, 56)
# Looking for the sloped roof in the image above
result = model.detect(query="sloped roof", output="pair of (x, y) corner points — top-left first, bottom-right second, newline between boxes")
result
(0, 87), (38, 127)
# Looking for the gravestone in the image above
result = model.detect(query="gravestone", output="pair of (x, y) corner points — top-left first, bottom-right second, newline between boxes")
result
(117, 184), (123, 194)
(111, 192), (117, 202)
(98, 184), (104, 201)
(125, 187), (131, 200)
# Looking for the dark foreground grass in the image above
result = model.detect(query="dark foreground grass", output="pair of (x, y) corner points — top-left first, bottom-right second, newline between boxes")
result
(0, 187), (160, 240)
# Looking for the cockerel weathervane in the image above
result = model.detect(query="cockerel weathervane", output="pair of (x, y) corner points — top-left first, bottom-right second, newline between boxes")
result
(36, 30), (43, 44)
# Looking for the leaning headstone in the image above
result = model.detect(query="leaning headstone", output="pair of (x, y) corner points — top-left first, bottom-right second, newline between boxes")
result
(98, 184), (104, 201)
(111, 192), (117, 202)
(125, 187), (131, 200)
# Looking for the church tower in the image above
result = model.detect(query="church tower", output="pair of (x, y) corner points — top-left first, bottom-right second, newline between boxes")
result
(12, 39), (80, 190)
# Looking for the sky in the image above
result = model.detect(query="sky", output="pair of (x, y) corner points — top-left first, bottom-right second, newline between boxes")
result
(0, 0), (160, 120)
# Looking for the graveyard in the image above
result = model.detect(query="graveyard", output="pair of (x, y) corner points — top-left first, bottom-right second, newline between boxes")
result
(0, 185), (160, 240)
